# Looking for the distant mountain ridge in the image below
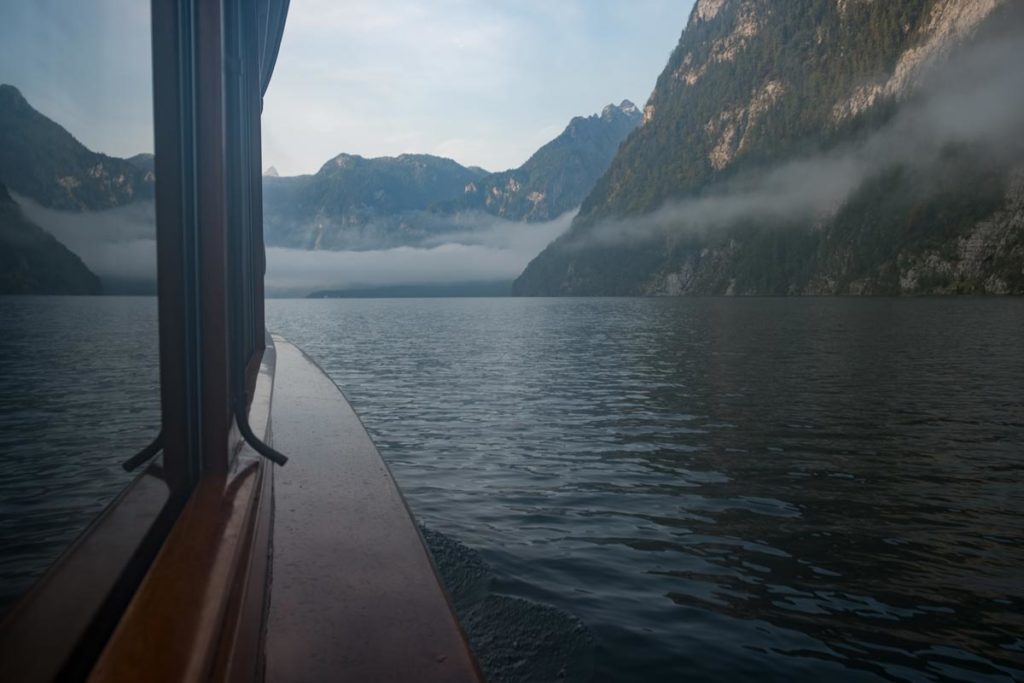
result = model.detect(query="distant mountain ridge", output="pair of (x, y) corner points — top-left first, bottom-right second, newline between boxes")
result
(433, 100), (641, 223)
(515, 0), (1024, 296)
(0, 84), (153, 211)
(0, 81), (641, 276)
(263, 153), (488, 250)
(262, 101), (641, 250)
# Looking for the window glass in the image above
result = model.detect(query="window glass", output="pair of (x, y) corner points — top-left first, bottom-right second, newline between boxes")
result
(0, 2), (159, 611)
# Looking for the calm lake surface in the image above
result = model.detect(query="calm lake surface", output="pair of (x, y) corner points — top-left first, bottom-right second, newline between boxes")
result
(3, 296), (1023, 681)
(0, 297), (159, 607)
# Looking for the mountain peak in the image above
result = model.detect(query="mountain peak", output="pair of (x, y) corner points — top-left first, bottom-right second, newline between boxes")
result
(320, 153), (362, 172)
(0, 83), (26, 101)
(264, 165), (280, 177)
(127, 153), (155, 175)
(601, 100), (642, 121)
(0, 84), (30, 113)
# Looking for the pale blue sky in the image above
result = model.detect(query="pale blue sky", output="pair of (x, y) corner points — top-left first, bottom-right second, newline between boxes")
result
(264, 1), (694, 174)
(0, 1), (154, 158)
(0, 1), (694, 176)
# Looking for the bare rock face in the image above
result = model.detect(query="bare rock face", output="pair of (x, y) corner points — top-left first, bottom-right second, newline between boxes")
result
(695, 0), (728, 22)
(705, 80), (785, 171)
(515, 0), (1024, 296)
(672, 0), (762, 87)
(832, 0), (1003, 122)
(895, 168), (1024, 295)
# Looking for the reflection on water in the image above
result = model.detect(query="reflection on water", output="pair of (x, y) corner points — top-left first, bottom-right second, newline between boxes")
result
(0, 296), (159, 609)
(267, 297), (1024, 683)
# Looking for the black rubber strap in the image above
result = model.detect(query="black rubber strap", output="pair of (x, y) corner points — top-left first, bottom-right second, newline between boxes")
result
(234, 395), (288, 466)
(121, 431), (164, 472)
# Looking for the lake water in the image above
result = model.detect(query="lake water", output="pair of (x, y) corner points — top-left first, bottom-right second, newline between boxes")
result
(2, 296), (1023, 681)
(0, 297), (159, 606)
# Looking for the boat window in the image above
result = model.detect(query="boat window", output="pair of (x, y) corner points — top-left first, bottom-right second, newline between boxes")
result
(0, 2), (160, 611)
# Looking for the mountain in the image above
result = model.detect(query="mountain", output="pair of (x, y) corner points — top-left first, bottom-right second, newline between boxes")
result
(514, 0), (1024, 296)
(263, 153), (488, 249)
(0, 84), (153, 210)
(0, 181), (101, 294)
(433, 100), (642, 223)
(262, 101), (642, 250)
(126, 153), (155, 176)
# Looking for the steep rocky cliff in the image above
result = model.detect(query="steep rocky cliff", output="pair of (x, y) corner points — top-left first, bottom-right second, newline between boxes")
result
(514, 0), (1024, 295)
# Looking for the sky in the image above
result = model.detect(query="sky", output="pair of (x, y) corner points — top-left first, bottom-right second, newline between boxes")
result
(0, 1), (693, 176)
(262, 1), (694, 175)
(0, 1), (154, 159)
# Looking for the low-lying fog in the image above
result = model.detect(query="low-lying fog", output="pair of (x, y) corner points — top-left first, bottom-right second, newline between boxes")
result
(16, 195), (573, 296)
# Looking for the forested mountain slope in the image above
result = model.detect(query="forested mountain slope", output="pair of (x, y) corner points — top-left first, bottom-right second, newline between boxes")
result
(515, 0), (1024, 295)
(0, 182), (100, 294)
(0, 84), (152, 211)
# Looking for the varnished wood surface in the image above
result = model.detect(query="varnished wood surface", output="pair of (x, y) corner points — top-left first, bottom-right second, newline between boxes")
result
(0, 470), (175, 682)
(85, 342), (278, 683)
(265, 337), (482, 683)
(87, 463), (263, 683)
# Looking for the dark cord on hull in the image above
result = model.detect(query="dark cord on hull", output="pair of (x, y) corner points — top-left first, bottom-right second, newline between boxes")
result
(234, 395), (289, 466)
(121, 431), (164, 472)
(120, 403), (288, 471)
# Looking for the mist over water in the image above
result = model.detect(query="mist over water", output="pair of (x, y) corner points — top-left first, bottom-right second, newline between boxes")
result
(15, 196), (157, 286)
(13, 191), (574, 296)
(573, 26), (1024, 248)
(264, 211), (574, 295)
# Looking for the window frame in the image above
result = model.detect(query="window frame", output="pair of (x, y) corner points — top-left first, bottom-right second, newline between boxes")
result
(0, 1), (286, 678)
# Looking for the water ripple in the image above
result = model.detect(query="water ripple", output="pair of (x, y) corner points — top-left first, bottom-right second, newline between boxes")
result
(0, 296), (160, 609)
(268, 297), (1024, 683)
(1, 296), (1020, 682)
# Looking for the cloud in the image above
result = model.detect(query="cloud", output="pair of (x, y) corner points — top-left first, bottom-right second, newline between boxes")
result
(266, 211), (574, 295)
(15, 197), (157, 283)
(13, 188), (573, 296)
(261, 1), (693, 175)
(571, 22), (1024, 248)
